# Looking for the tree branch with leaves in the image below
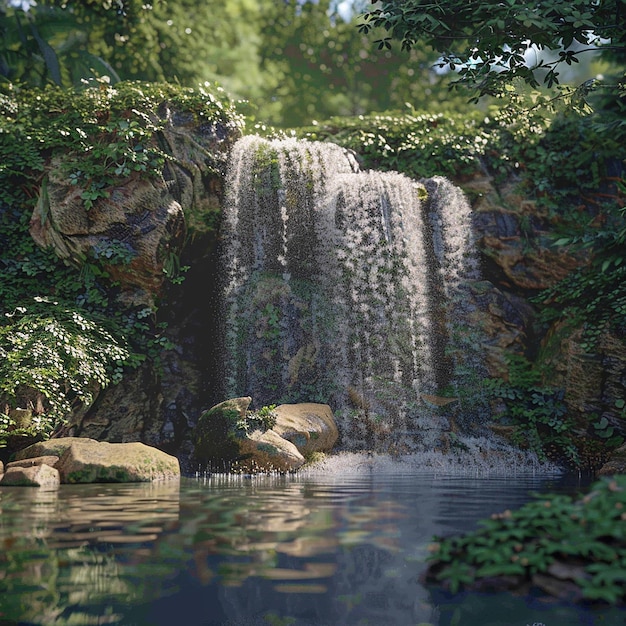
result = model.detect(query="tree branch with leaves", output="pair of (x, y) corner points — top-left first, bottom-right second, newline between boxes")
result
(358, 0), (625, 105)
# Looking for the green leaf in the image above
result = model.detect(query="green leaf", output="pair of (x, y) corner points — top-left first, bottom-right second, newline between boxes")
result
(29, 22), (62, 86)
(475, 562), (525, 577)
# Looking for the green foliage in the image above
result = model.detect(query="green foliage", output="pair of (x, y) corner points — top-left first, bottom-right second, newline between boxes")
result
(234, 405), (278, 435)
(427, 475), (626, 604)
(0, 298), (130, 443)
(484, 355), (580, 466)
(0, 80), (241, 211)
(252, 404), (279, 431)
(535, 199), (626, 349)
(0, 80), (240, 446)
(0, 0), (128, 87)
(359, 0), (625, 105)
(297, 104), (555, 183)
(255, 0), (462, 127)
(1, 0), (463, 128)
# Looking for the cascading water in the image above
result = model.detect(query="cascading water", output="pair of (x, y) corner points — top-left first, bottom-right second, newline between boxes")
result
(221, 135), (486, 451)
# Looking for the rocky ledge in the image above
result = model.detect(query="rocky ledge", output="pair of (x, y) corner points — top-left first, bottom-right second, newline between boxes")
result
(0, 438), (180, 488)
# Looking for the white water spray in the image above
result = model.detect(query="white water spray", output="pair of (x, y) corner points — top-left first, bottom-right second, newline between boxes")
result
(221, 136), (486, 451)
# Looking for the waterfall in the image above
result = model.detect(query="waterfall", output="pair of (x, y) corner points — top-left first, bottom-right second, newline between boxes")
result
(221, 135), (485, 451)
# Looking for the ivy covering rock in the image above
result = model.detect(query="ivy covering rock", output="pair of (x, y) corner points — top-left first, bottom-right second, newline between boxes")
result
(424, 475), (626, 604)
(0, 81), (242, 449)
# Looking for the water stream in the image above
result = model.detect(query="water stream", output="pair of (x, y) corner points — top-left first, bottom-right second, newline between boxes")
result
(221, 136), (487, 451)
(2, 469), (620, 626)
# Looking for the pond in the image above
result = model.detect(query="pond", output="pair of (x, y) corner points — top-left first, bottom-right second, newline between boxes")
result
(0, 460), (623, 626)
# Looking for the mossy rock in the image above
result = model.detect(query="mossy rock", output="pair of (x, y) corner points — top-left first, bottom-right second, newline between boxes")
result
(0, 464), (60, 488)
(12, 437), (99, 462)
(192, 396), (252, 465)
(192, 397), (305, 472)
(17, 439), (181, 483)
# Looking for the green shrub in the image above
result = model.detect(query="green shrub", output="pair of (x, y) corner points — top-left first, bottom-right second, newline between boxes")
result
(0, 299), (131, 444)
(484, 355), (580, 466)
(0, 80), (242, 446)
(426, 475), (626, 605)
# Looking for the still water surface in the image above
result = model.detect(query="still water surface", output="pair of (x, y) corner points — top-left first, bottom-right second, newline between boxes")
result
(0, 466), (624, 626)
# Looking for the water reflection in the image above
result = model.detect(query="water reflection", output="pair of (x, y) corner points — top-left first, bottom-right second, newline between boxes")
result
(0, 472), (622, 625)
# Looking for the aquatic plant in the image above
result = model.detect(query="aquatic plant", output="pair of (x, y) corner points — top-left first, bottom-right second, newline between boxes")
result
(426, 475), (626, 604)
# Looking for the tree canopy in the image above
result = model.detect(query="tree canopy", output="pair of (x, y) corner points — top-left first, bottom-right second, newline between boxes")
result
(0, 0), (459, 127)
(359, 0), (626, 105)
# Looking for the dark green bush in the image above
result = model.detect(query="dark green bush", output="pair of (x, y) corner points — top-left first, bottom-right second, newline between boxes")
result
(426, 475), (626, 605)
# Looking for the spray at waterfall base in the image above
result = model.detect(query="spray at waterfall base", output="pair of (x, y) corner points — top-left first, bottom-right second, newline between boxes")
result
(219, 136), (547, 469)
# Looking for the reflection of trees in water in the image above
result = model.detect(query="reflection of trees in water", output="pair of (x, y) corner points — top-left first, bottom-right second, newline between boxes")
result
(333, 544), (437, 624)
(0, 482), (181, 625)
(209, 479), (438, 625)
(0, 475), (464, 625)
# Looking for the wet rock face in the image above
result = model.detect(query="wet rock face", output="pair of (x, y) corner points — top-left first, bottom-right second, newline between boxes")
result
(467, 280), (535, 379)
(598, 443), (626, 475)
(541, 323), (626, 469)
(272, 403), (339, 456)
(30, 173), (185, 307)
(465, 173), (626, 471)
(469, 178), (586, 292)
(29, 106), (237, 308)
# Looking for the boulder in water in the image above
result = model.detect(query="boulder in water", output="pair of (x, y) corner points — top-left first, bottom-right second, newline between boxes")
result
(238, 429), (305, 473)
(55, 440), (180, 483)
(13, 437), (99, 461)
(14, 438), (179, 483)
(6, 455), (60, 469)
(273, 403), (338, 456)
(0, 463), (60, 488)
(192, 397), (306, 472)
